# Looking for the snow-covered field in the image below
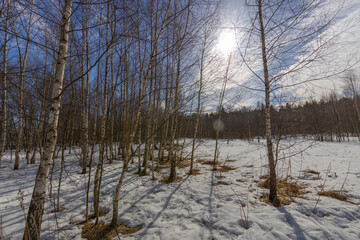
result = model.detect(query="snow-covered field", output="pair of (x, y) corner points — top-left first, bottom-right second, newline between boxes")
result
(0, 139), (359, 239)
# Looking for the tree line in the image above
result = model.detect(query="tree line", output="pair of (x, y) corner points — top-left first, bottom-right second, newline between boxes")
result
(178, 90), (360, 142)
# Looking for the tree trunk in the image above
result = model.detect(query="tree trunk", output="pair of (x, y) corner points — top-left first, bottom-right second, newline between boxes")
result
(0, 0), (9, 167)
(258, 0), (279, 207)
(23, 1), (73, 238)
(189, 32), (205, 174)
(94, 1), (110, 224)
(80, 1), (89, 174)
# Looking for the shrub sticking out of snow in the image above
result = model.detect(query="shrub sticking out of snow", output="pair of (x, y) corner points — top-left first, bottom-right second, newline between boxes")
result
(81, 222), (142, 240)
(159, 176), (183, 184)
(259, 178), (308, 206)
(318, 190), (354, 204)
(306, 169), (320, 175)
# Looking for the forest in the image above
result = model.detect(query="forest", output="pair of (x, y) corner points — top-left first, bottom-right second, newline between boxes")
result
(0, 0), (359, 239)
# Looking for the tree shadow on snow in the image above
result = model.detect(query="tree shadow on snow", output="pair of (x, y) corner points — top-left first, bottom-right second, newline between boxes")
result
(277, 207), (307, 239)
(138, 175), (190, 239)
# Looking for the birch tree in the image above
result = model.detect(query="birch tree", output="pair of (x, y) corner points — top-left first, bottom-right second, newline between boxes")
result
(24, 1), (73, 238)
(241, 0), (344, 206)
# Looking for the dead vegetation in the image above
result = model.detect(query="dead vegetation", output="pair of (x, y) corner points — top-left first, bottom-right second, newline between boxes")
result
(189, 169), (201, 176)
(82, 222), (142, 240)
(212, 181), (231, 186)
(177, 158), (191, 168)
(259, 178), (308, 206)
(318, 190), (354, 204)
(159, 176), (183, 184)
(216, 165), (237, 172)
(0, 216), (7, 239)
(226, 159), (236, 162)
(306, 169), (320, 175)
(196, 160), (221, 165)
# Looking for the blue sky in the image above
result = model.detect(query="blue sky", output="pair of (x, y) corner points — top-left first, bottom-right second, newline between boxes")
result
(201, 0), (360, 111)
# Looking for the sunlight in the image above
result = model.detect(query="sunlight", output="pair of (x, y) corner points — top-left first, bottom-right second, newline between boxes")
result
(216, 29), (236, 55)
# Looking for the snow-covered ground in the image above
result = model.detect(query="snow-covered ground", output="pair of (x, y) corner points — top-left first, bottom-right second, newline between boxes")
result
(0, 139), (359, 239)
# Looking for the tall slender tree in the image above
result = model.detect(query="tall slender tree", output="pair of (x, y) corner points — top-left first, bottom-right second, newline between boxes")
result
(24, 1), (73, 238)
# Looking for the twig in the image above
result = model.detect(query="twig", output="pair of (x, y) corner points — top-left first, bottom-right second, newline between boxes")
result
(313, 162), (331, 213)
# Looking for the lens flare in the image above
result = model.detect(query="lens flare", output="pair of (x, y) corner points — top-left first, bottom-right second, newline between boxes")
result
(213, 119), (225, 132)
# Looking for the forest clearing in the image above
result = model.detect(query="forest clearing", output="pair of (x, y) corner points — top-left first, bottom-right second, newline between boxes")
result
(1, 139), (359, 239)
(1, 0), (360, 239)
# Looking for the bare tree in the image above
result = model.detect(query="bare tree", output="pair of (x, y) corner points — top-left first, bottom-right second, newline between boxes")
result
(0, 0), (9, 167)
(343, 70), (360, 122)
(14, 0), (34, 170)
(24, 1), (73, 238)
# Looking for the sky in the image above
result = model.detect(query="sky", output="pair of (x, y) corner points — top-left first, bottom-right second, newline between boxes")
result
(203, 0), (360, 111)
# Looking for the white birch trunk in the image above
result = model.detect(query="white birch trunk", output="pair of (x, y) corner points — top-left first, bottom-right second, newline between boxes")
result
(258, 0), (279, 206)
(24, 1), (73, 238)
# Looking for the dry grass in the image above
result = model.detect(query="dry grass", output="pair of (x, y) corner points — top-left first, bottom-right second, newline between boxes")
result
(196, 160), (221, 166)
(260, 194), (292, 206)
(218, 165), (237, 172)
(153, 156), (169, 165)
(259, 178), (308, 206)
(318, 190), (354, 204)
(226, 159), (236, 162)
(212, 181), (231, 186)
(306, 169), (320, 175)
(159, 176), (183, 184)
(82, 222), (142, 240)
(177, 158), (191, 169)
(189, 169), (201, 176)
(0, 216), (7, 239)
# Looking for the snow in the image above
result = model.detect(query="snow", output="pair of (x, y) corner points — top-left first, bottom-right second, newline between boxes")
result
(0, 139), (359, 239)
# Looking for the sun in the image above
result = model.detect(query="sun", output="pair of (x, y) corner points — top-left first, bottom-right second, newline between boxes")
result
(216, 29), (236, 55)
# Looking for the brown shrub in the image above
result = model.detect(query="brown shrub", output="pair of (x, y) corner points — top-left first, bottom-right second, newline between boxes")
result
(318, 190), (354, 204)
(82, 222), (142, 240)
(159, 176), (183, 184)
(306, 169), (320, 175)
(259, 178), (308, 206)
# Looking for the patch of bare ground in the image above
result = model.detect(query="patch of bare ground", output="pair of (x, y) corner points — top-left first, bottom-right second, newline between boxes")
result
(189, 169), (201, 176)
(159, 176), (183, 184)
(82, 222), (142, 240)
(212, 181), (231, 186)
(216, 176), (225, 180)
(259, 178), (308, 206)
(318, 190), (355, 204)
